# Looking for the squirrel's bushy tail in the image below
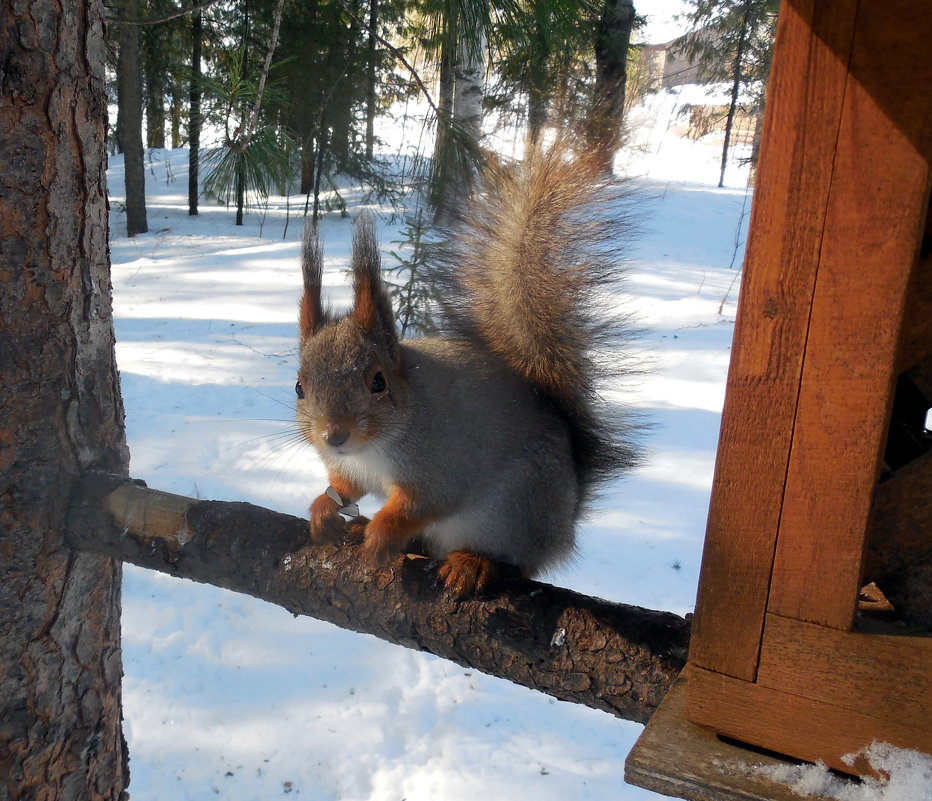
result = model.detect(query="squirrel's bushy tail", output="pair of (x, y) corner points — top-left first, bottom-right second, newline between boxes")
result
(439, 144), (641, 511)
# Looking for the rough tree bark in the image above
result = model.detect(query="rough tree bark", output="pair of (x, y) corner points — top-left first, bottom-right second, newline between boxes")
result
(0, 1), (130, 798)
(69, 478), (690, 724)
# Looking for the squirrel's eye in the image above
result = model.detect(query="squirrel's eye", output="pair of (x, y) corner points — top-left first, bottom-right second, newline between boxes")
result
(370, 371), (386, 394)
(295, 380), (305, 399)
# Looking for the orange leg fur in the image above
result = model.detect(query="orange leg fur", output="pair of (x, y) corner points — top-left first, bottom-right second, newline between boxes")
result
(360, 486), (431, 567)
(308, 475), (362, 545)
(437, 551), (500, 599)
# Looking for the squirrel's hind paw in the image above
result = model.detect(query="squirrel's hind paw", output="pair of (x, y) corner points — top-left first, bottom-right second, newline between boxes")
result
(438, 551), (502, 600)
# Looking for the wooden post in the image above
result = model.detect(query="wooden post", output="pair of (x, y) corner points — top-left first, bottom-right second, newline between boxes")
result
(685, 0), (932, 776)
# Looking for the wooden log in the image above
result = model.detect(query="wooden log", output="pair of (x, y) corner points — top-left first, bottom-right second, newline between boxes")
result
(66, 473), (690, 725)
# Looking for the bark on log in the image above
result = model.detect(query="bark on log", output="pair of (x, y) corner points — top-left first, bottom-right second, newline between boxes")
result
(68, 475), (690, 724)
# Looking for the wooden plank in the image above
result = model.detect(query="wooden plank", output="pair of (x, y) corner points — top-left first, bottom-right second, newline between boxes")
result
(689, 0), (859, 681)
(767, 1), (932, 629)
(626, 674), (857, 801)
(687, 667), (931, 777)
(757, 614), (932, 734)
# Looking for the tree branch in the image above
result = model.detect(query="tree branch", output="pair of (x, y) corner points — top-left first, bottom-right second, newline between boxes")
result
(67, 474), (690, 724)
(107, 0), (224, 26)
(340, 3), (439, 117)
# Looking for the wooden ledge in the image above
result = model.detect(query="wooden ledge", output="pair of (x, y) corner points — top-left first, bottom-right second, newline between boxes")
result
(625, 670), (864, 801)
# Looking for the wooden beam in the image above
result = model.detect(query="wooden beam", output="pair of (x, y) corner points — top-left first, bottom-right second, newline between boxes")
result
(689, 0), (860, 681)
(626, 673), (868, 801)
(66, 473), (690, 725)
(687, 666), (930, 777)
(767, 0), (931, 629)
(757, 614), (932, 734)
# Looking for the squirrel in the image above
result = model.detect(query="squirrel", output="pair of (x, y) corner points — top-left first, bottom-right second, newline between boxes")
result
(295, 145), (639, 597)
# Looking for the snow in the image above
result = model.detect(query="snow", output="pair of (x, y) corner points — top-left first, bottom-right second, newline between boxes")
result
(754, 742), (932, 801)
(111, 92), (750, 800)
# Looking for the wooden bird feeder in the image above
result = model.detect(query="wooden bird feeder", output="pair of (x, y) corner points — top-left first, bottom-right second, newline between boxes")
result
(626, 1), (932, 797)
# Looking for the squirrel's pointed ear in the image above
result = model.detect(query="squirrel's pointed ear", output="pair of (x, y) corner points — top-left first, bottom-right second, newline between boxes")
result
(351, 214), (399, 362)
(300, 219), (328, 338)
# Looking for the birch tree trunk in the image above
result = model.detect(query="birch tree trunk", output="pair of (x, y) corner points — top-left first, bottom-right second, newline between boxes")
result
(0, 1), (130, 797)
(453, 28), (486, 150)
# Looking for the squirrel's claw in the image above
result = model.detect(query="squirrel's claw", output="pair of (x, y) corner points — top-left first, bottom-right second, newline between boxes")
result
(438, 551), (495, 600)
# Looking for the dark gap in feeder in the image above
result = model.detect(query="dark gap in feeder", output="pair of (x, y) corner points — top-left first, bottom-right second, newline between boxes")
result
(882, 372), (931, 472)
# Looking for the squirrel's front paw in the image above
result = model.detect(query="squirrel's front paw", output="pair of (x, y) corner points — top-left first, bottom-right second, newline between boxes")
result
(344, 515), (370, 544)
(360, 525), (402, 569)
(309, 493), (346, 544)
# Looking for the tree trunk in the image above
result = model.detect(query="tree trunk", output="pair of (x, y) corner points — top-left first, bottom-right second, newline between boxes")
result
(365, 0), (378, 160)
(525, 16), (550, 149)
(300, 137), (316, 196)
(0, 2), (130, 798)
(235, 156), (246, 225)
(69, 479), (691, 725)
(719, 6), (751, 188)
(453, 27), (486, 149)
(116, 0), (148, 235)
(433, 44), (455, 167)
(145, 69), (166, 149)
(312, 133), (328, 221)
(188, 2), (202, 216)
(588, 0), (636, 171)
(170, 74), (183, 149)
(430, 43), (456, 220)
(527, 86), (548, 148)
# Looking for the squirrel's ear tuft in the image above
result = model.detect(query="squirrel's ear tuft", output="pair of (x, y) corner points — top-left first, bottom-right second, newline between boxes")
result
(300, 219), (328, 337)
(351, 214), (399, 362)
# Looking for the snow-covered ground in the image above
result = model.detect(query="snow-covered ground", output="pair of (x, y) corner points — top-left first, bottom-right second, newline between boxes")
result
(110, 90), (753, 801)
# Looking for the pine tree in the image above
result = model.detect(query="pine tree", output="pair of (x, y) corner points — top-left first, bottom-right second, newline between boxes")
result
(272, 0), (410, 217)
(679, 0), (778, 186)
(141, 0), (191, 149)
(200, 0), (294, 226)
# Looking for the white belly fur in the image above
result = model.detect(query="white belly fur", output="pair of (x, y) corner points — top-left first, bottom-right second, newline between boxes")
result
(326, 446), (394, 498)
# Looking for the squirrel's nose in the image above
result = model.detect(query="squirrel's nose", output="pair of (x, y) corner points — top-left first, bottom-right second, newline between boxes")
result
(322, 426), (350, 448)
